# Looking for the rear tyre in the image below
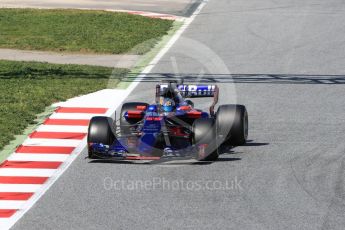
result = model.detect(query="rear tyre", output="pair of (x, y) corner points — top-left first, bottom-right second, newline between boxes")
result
(216, 104), (248, 146)
(87, 116), (115, 158)
(192, 118), (219, 161)
(120, 102), (149, 135)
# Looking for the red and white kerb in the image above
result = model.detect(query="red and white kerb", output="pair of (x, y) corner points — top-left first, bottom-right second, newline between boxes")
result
(0, 106), (109, 229)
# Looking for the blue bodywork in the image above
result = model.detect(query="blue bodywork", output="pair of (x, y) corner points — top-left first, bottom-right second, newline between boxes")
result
(90, 105), (208, 159)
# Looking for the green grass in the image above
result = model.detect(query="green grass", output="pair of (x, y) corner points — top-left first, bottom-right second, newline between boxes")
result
(0, 8), (173, 54)
(0, 60), (128, 150)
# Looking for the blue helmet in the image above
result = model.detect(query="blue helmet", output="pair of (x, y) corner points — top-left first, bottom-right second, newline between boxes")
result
(162, 98), (175, 112)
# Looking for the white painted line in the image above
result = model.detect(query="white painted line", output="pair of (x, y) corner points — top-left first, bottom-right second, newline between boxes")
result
(36, 125), (88, 133)
(106, 9), (182, 21)
(49, 113), (102, 120)
(0, 184), (42, 193)
(52, 89), (128, 109)
(0, 201), (27, 209)
(143, 12), (160, 15)
(8, 154), (69, 162)
(23, 138), (82, 147)
(0, 168), (55, 177)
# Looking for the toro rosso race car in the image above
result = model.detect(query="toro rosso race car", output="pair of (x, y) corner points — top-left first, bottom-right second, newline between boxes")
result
(87, 81), (248, 161)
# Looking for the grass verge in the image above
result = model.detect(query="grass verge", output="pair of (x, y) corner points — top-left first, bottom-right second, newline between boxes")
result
(0, 8), (173, 54)
(0, 60), (127, 151)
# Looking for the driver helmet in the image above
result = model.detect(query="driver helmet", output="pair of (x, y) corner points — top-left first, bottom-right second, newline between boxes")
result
(162, 98), (175, 112)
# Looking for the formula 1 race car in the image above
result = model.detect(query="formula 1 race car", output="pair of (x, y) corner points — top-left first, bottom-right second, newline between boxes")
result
(87, 81), (248, 161)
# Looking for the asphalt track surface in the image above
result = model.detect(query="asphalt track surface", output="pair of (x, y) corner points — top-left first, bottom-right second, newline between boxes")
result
(12, 0), (345, 229)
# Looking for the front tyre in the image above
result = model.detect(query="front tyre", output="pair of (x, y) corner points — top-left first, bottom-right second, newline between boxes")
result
(192, 118), (219, 161)
(87, 116), (115, 158)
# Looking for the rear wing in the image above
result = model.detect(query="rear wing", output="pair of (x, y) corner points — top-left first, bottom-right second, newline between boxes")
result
(156, 83), (219, 115)
(159, 84), (218, 98)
